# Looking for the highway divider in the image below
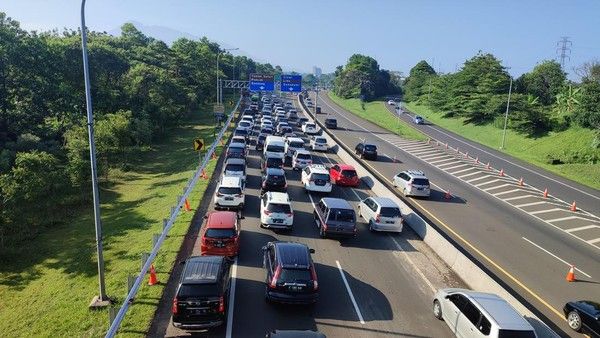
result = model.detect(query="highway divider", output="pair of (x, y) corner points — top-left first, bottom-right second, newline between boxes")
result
(297, 94), (559, 337)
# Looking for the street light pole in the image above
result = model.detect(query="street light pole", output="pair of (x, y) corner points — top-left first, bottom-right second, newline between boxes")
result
(500, 75), (513, 150)
(81, 0), (109, 308)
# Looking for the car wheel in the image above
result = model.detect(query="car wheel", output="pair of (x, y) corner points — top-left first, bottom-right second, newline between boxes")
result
(433, 300), (443, 320)
(567, 310), (582, 332)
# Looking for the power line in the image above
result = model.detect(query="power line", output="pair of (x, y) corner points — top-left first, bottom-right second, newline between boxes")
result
(556, 36), (572, 68)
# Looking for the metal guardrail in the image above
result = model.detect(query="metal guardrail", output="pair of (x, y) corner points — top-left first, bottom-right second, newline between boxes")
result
(105, 97), (242, 338)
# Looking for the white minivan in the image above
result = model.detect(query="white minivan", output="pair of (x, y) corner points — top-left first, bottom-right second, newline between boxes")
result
(284, 137), (305, 158)
(264, 136), (286, 159)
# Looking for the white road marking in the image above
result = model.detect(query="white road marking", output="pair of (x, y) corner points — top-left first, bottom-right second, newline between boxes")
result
(441, 163), (470, 171)
(474, 178), (500, 186)
(588, 238), (600, 244)
(388, 235), (437, 293)
(529, 208), (563, 215)
(335, 260), (365, 324)
(419, 153), (447, 160)
(522, 237), (592, 278)
(566, 225), (600, 233)
(411, 149), (440, 156)
(504, 194), (537, 202)
(429, 158), (456, 165)
(457, 171), (485, 179)
(451, 167), (476, 175)
(545, 216), (579, 223)
(493, 189), (526, 197)
(514, 201), (549, 208)
(483, 184), (513, 192)
(225, 257), (238, 338)
(399, 144), (430, 151)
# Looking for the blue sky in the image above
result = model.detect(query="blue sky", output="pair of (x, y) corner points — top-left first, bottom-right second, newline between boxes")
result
(3, 0), (599, 78)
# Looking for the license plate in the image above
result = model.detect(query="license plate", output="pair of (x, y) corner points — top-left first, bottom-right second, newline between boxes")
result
(417, 187), (423, 190)
(192, 308), (208, 315)
(273, 219), (283, 223)
(289, 286), (301, 292)
(225, 197), (233, 201)
(216, 242), (225, 247)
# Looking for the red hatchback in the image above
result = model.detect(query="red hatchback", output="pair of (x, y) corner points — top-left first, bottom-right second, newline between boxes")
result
(329, 164), (360, 187)
(200, 211), (240, 257)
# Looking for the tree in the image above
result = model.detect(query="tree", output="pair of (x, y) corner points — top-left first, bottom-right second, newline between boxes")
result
(574, 80), (600, 131)
(516, 60), (566, 105)
(333, 54), (399, 100)
(403, 60), (436, 102)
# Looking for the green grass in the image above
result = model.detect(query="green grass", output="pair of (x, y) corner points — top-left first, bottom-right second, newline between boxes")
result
(0, 103), (236, 337)
(327, 92), (427, 141)
(405, 102), (600, 190)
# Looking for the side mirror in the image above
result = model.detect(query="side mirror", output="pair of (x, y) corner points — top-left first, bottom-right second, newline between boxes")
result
(309, 248), (315, 254)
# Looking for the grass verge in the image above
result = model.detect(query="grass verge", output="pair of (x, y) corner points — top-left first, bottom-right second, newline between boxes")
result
(0, 102), (236, 337)
(405, 102), (600, 190)
(327, 92), (427, 141)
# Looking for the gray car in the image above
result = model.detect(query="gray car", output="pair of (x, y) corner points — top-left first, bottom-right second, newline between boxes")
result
(313, 198), (357, 238)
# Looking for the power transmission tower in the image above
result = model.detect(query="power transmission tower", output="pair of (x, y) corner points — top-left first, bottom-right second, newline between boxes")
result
(556, 37), (572, 68)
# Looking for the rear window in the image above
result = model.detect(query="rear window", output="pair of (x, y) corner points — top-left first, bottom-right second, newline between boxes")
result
(329, 209), (355, 222)
(205, 228), (236, 238)
(297, 153), (311, 160)
(315, 138), (326, 144)
(225, 164), (245, 172)
(266, 145), (285, 152)
(228, 147), (243, 153)
(341, 170), (357, 178)
(312, 173), (330, 181)
(266, 158), (283, 166)
(267, 203), (291, 213)
(497, 330), (536, 338)
(267, 175), (286, 184)
(280, 268), (311, 282)
(380, 207), (401, 218)
(235, 129), (248, 135)
(289, 141), (304, 148)
(412, 178), (430, 186)
(258, 135), (267, 141)
(306, 123), (315, 128)
(218, 187), (241, 195)
(177, 284), (218, 298)
(364, 145), (377, 151)
(326, 119), (336, 124)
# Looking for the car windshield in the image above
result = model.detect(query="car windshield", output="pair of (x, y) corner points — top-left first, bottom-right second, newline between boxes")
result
(267, 203), (291, 213)
(331, 209), (355, 222)
(315, 138), (326, 144)
(326, 119), (336, 123)
(225, 164), (244, 172)
(341, 170), (357, 177)
(258, 135), (267, 141)
(280, 268), (311, 282)
(306, 123), (315, 128)
(297, 153), (311, 160)
(412, 178), (430, 186)
(205, 228), (237, 238)
(218, 187), (241, 195)
(380, 207), (401, 217)
(234, 129), (248, 136)
(266, 145), (284, 152)
(312, 173), (330, 181)
(228, 147), (243, 153)
(290, 141), (304, 148)
(364, 145), (377, 151)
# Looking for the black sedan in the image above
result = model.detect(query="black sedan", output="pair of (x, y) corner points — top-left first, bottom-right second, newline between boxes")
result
(354, 142), (377, 160)
(564, 300), (600, 337)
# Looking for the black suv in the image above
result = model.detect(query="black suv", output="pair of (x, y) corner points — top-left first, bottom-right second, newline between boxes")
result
(256, 133), (267, 151)
(324, 118), (337, 129)
(354, 142), (377, 160)
(262, 241), (318, 304)
(261, 168), (287, 194)
(172, 256), (231, 330)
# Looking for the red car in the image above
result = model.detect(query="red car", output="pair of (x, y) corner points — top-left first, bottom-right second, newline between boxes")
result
(329, 164), (360, 187)
(200, 211), (240, 257)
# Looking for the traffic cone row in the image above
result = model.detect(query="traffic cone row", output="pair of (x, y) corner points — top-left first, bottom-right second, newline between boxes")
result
(475, 157), (479, 164)
(518, 177), (524, 186)
(148, 264), (159, 285)
(464, 152), (469, 159)
(486, 162), (491, 170)
(445, 143), (448, 149)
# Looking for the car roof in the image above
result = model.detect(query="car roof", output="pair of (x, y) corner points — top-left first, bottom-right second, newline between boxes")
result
(308, 164), (328, 174)
(468, 293), (533, 330)
(295, 149), (311, 155)
(404, 170), (427, 178)
(337, 164), (355, 170)
(266, 167), (285, 175)
(273, 241), (310, 268)
(206, 211), (237, 228)
(570, 300), (600, 316)
(325, 118), (336, 121)
(369, 197), (398, 208)
(287, 137), (304, 143)
(225, 158), (245, 165)
(220, 176), (242, 187)
(321, 197), (352, 209)
(181, 256), (224, 284)
(266, 191), (290, 204)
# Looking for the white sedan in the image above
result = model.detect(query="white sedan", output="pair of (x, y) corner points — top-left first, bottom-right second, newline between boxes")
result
(387, 100), (395, 105)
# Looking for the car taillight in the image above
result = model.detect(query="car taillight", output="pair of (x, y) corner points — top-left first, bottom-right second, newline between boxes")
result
(262, 182), (266, 187)
(218, 295), (225, 313)
(286, 212), (293, 217)
(310, 265), (318, 291)
(263, 210), (272, 215)
(270, 265), (281, 289)
(216, 192), (223, 197)
(172, 297), (178, 314)
(201, 236), (207, 245)
(375, 213), (380, 223)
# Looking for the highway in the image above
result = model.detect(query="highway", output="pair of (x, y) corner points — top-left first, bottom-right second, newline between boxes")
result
(148, 96), (465, 337)
(310, 92), (600, 337)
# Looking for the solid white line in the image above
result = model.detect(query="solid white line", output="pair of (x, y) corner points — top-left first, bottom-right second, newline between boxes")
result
(473, 178), (500, 186)
(458, 171), (485, 179)
(335, 260), (365, 324)
(546, 216), (579, 223)
(451, 167), (476, 175)
(588, 238), (600, 244)
(529, 208), (563, 215)
(429, 158), (456, 165)
(522, 237), (592, 278)
(442, 163), (470, 171)
(566, 225), (600, 233)
(426, 125), (600, 202)
(514, 201), (549, 208)
(388, 235), (437, 293)
(504, 194), (537, 202)
(225, 257), (238, 338)
(493, 189), (525, 197)
(483, 184), (512, 192)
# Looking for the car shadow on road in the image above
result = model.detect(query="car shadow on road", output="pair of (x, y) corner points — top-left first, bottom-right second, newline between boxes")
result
(236, 229), (278, 269)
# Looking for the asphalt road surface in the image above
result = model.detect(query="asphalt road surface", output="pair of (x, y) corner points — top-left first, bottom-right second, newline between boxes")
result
(310, 92), (600, 337)
(150, 97), (465, 338)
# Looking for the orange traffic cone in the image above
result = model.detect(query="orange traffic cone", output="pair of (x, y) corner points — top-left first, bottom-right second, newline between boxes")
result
(465, 152), (469, 159)
(445, 143), (448, 149)
(518, 177), (524, 186)
(148, 264), (158, 285)
(486, 162), (491, 170)
(201, 169), (208, 179)
(211, 152), (217, 160)
(184, 199), (191, 212)
(220, 139), (225, 146)
(499, 169), (504, 177)
(566, 265), (576, 282)
(570, 201), (577, 212)
(444, 190), (452, 200)
(543, 188), (548, 198)
(475, 156), (479, 164)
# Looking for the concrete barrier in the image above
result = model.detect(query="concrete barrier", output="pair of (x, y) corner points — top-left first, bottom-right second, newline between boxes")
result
(296, 94), (559, 337)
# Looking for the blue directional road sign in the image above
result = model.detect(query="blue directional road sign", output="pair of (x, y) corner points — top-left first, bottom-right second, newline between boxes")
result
(280, 74), (302, 92)
(249, 73), (274, 91)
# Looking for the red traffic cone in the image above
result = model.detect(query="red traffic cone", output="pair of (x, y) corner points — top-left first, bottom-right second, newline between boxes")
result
(201, 169), (208, 179)
(486, 162), (491, 170)
(499, 168), (504, 177)
(184, 198), (191, 212)
(570, 201), (577, 212)
(475, 157), (479, 164)
(518, 177), (524, 186)
(456, 147), (459, 153)
(566, 265), (576, 282)
(465, 152), (469, 159)
(444, 190), (452, 200)
(445, 143), (448, 149)
(543, 188), (548, 198)
(148, 264), (159, 285)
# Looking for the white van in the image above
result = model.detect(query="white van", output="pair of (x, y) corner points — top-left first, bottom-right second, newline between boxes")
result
(284, 137), (305, 158)
(264, 136), (286, 159)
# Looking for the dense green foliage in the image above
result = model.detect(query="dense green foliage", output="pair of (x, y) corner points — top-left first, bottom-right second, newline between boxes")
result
(0, 12), (275, 245)
(333, 54), (400, 100)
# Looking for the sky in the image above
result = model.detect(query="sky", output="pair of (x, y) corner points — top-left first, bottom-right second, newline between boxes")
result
(2, 0), (599, 79)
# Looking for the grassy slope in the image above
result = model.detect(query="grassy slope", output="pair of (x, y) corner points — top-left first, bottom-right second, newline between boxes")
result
(327, 92), (427, 141)
(405, 102), (600, 190)
(0, 104), (234, 337)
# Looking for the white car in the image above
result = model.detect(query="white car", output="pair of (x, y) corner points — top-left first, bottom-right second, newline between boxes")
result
(387, 100), (395, 105)
(292, 149), (313, 170)
(393, 170), (431, 197)
(261, 121), (273, 129)
(302, 122), (318, 135)
(301, 164), (332, 193)
(284, 137), (305, 158)
(223, 158), (246, 181)
(230, 136), (247, 148)
(310, 136), (328, 152)
(358, 197), (403, 232)
(238, 120), (253, 131)
(214, 176), (245, 210)
(433, 288), (538, 338)
(260, 191), (293, 230)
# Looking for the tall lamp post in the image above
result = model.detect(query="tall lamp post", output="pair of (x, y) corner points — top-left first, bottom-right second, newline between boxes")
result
(81, 0), (110, 308)
(500, 71), (513, 150)
(216, 47), (239, 105)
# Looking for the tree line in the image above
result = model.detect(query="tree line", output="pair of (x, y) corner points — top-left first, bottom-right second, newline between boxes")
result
(0, 12), (279, 246)
(332, 54), (402, 100)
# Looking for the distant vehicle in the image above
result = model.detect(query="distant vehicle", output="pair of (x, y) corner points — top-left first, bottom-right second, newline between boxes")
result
(261, 155), (284, 173)
(292, 149), (313, 170)
(266, 330), (326, 338)
(329, 164), (359, 187)
(393, 170), (430, 198)
(324, 118), (337, 129)
(260, 127), (274, 135)
(301, 164), (332, 193)
(414, 115), (424, 124)
(354, 142), (377, 160)
(310, 136), (328, 152)
(315, 106), (322, 114)
(225, 144), (246, 160)
(298, 117), (309, 127)
(261, 168), (287, 194)
(223, 158), (246, 181)
(433, 288), (538, 338)
(284, 137), (306, 158)
(387, 100), (395, 105)
(233, 127), (249, 140)
(260, 192), (293, 230)
(171, 256), (230, 330)
(302, 122), (318, 135)
(256, 133), (267, 151)
(264, 136), (286, 159)
(280, 126), (294, 138)
(313, 197), (357, 238)
(214, 176), (245, 210)
(358, 197), (403, 232)
(200, 211), (240, 257)
(262, 241), (318, 304)
(563, 300), (600, 336)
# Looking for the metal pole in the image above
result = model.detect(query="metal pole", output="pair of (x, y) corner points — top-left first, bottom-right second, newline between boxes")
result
(81, 0), (108, 305)
(500, 76), (513, 149)
(216, 52), (221, 105)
